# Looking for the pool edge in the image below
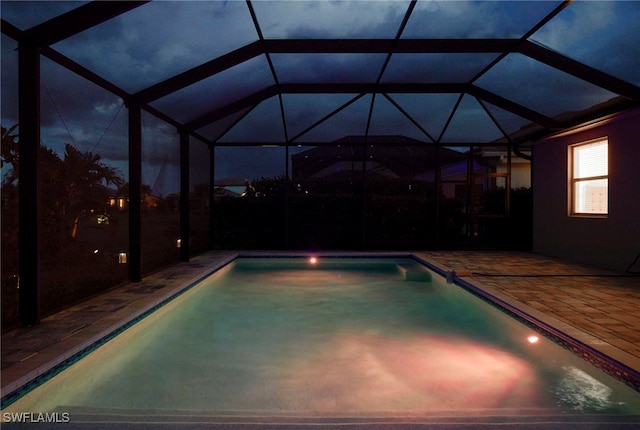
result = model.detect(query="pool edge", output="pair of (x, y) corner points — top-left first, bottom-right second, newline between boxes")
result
(2, 250), (639, 409)
(410, 254), (640, 392)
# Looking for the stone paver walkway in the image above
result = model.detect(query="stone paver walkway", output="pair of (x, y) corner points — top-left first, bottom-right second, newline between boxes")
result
(417, 251), (640, 373)
(2, 250), (639, 399)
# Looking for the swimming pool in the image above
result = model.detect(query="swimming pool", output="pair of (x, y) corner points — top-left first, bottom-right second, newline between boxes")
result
(2, 256), (640, 427)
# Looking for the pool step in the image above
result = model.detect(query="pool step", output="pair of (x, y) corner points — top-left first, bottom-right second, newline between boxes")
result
(397, 263), (432, 282)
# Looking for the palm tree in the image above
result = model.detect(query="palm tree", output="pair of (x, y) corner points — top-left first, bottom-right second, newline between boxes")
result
(2, 125), (126, 245)
(59, 144), (124, 239)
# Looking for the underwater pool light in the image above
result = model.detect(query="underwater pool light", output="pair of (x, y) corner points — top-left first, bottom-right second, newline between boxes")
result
(309, 256), (318, 265)
(527, 335), (539, 344)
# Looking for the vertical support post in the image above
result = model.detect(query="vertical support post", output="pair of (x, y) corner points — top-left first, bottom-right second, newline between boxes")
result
(361, 142), (368, 250)
(18, 41), (41, 326)
(506, 143), (512, 215)
(208, 144), (216, 249)
(128, 101), (142, 282)
(434, 143), (441, 247)
(466, 146), (474, 243)
(284, 144), (289, 249)
(179, 129), (190, 261)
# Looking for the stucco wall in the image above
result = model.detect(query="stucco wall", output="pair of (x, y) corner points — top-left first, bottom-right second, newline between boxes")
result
(532, 107), (640, 271)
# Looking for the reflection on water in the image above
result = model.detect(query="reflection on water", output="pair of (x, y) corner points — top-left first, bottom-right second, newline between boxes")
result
(281, 330), (542, 412)
(553, 366), (623, 412)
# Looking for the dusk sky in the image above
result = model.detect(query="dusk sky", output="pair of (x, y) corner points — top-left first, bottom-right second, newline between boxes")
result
(2, 1), (639, 196)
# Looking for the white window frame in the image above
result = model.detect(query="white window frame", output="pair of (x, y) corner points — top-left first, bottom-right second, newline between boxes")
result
(569, 138), (608, 217)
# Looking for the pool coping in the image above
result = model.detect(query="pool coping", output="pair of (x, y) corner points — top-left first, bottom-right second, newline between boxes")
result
(2, 250), (639, 409)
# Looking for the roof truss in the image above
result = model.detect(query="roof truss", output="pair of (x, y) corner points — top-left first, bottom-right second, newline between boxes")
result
(2, 0), (639, 146)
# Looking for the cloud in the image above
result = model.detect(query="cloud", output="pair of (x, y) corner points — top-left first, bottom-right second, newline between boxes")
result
(382, 53), (500, 83)
(531, 1), (615, 51)
(52, 1), (259, 92)
(94, 101), (122, 116)
(37, 56), (130, 156)
(151, 55), (275, 124)
(530, 1), (640, 86)
(403, 0), (555, 39)
(254, 0), (408, 38)
(272, 53), (386, 83)
(475, 53), (617, 118)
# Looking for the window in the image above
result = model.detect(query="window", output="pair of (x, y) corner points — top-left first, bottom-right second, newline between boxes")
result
(570, 139), (608, 216)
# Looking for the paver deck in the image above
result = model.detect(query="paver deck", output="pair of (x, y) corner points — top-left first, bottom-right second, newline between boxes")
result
(417, 251), (640, 373)
(2, 250), (640, 398)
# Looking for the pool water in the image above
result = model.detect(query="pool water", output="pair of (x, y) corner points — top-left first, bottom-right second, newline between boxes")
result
(4, 258), (640, 421)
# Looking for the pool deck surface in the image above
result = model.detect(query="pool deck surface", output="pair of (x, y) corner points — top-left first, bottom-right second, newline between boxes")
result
(2, 250), (640, 398)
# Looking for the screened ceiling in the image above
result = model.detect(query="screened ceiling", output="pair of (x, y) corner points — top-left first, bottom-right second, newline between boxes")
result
(2, 0), (640, 148)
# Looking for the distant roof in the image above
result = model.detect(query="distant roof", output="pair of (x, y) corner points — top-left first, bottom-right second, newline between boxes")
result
(2, 1), (639, 148)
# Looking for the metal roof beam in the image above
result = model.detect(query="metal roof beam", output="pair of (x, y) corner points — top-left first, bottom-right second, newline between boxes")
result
(133, 37), (640, 112)
(134, 38), (517, 104)
(0, 19), (23, 42)
(41, 47), (131, 102)
(24, 1), (149, 46)
(186, 86), (279, 130)
(208, 140), (503, 148)
(279, 83), (468, 94)
(135, 41), (264, 103)
(141, 104), (212, 145)
(518, 41), (640, 100)
(469, 85), (561, 129)
(289, 93), (368, 142)
(188, 83), (469, 130)
(187, 83), (557, 132)
(263, 38), (518, 54)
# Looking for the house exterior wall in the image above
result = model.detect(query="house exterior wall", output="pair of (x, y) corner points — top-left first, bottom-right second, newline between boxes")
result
(532, 107), (640, 271)
(497, 158), (531, 190)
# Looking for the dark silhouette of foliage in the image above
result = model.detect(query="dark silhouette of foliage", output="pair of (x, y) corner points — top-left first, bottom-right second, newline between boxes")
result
(2, 125), (127, 328)
(1, 125), (19, 185)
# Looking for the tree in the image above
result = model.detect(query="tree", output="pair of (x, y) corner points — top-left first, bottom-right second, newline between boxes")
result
(1, 125), (125, 244)
(53, 144), (124, 242)
(1, 126), (20, 291)
(60, 143), (123, 212)
(1, 125), (19, 185)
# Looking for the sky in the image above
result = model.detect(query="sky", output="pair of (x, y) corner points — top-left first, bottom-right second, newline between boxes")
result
(2, 0), (639, 196)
